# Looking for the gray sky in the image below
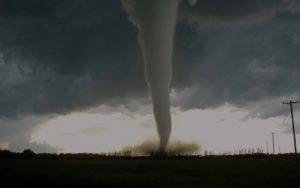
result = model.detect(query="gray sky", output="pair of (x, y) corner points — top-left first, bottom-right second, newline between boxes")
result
(1, 0), (300, 153)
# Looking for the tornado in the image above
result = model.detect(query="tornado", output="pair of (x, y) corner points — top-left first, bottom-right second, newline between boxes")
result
(122, 0), (179, 152)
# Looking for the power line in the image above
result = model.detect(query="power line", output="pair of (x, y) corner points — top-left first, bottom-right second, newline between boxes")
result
(271, 132), (275, 154)
(283, 100), (299, 154)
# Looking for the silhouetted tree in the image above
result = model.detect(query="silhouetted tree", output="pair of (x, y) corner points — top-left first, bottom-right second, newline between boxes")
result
(0, 150), (14, 159)
(22, 149), (35, 159)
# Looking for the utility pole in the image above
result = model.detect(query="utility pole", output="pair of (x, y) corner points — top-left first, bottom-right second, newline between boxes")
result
(272, 132), (275, 154)
(283, 100), (299, 154)
(266, 141), (269, 154)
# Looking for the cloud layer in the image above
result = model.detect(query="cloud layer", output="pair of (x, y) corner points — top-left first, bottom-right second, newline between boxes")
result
(180, 0), (300, 26)
(1, 0), (300, 119)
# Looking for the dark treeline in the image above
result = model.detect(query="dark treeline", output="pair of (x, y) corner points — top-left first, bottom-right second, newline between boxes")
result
(0, 149), (299, 160)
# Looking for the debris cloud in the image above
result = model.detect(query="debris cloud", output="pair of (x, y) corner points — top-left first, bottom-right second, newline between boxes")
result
(123, 140), (201, 156)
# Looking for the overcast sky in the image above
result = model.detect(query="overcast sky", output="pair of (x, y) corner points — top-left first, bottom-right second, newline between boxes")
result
(1, 0), (300, 153)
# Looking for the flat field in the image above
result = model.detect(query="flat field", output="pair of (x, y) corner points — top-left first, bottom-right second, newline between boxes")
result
(0, 156), (299, 188)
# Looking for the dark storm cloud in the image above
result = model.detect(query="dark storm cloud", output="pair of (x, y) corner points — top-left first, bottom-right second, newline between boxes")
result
(180, 0), (300, 26)
(173, 7), (300, 118)
(0, 0), (147, 151)
(0, 0), (146, 118)
(0, 0), (300, 120)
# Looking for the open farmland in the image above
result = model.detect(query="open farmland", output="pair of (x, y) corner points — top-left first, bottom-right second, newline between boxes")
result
(1, 155), (299, 188)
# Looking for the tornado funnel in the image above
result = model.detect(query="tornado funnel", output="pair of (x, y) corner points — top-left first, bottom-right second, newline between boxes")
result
(122, 0), (179, 152)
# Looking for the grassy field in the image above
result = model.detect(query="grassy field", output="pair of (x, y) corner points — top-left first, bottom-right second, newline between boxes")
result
(1, 155), (300, 188)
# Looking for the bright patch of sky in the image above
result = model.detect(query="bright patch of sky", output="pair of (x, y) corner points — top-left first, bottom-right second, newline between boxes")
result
(31, 104), (299, 154)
